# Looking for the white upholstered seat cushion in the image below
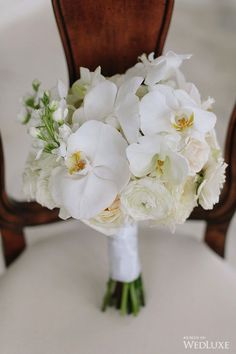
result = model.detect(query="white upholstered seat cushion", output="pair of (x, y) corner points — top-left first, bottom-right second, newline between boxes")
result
(0, 221), (236, 354)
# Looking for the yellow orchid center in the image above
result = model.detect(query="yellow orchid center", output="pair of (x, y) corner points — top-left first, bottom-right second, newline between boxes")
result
(67, 151), (86, 175)
(173, 113), (194, 132)
(156, 159), (164, 174)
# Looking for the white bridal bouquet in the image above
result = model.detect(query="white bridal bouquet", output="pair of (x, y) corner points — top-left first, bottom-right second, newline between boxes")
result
(19, 51), (226, 315)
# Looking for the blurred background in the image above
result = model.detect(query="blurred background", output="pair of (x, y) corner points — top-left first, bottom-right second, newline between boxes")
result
(0, 0), (236, 273)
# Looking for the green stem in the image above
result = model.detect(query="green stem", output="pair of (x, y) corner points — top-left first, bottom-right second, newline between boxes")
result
(101, 279), (116, 312)
(120, 283), (129, 316)
(130, 282), (139, 316)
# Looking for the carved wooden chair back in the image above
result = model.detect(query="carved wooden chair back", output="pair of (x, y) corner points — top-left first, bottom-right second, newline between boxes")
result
(0, 0), (235, 267)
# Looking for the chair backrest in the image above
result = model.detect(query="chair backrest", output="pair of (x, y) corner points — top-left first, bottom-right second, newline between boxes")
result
(52, 0), (174, 84)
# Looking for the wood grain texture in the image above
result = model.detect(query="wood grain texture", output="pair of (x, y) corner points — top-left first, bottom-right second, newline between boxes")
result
(52, 0), (174, 84)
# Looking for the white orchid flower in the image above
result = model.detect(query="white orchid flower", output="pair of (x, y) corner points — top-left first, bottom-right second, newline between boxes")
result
(68, 66), (105, 105)
(72, 76), (143, 143)
(140, 86), (216, 140)
(126, 134), (189, 185)
(125, 51), (191, 86)
(50, 120), (130, 220)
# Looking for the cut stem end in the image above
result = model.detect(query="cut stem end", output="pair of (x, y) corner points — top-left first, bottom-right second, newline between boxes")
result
(101, 275), (145, 316)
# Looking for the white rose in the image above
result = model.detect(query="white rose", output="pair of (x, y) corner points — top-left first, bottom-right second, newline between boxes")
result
(198, 158), (227, 210)
(120, 177), (174, 222)
(182, 137), (210, 175)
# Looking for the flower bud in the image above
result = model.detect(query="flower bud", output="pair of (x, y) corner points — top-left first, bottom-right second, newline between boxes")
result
(29, 126), (40, 138)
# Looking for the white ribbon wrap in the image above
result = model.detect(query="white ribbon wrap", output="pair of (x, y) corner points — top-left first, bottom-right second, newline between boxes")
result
(108, 223), (141, 282)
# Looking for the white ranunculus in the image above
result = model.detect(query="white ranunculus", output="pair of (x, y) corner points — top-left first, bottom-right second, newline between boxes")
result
(197, 158), (227, 210)
(50, 120), (130, 220)
(181, 137), (210, 175)
(82, 197), (125, 235)
(125, 51), (191, 87)
(72, 76), (143, 143)
(120, 177), (174, 222)
(140, 86), (216, 140)
(23, 152), (59, 209)
(126, 134), (189, 185)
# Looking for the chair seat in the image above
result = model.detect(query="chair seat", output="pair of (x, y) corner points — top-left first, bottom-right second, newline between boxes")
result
(0, 222), (236, 354)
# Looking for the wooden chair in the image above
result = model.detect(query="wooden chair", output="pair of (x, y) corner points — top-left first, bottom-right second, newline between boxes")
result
(0, 0), (235, 269)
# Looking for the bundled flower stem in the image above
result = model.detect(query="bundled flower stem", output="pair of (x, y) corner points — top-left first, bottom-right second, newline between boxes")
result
(102, 275), (145, 316)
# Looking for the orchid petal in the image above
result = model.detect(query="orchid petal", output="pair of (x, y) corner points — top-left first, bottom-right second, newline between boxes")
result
(66, 120), (127, 162)
(126, 135), (162, 177)
(191, 107), (216, 133)
(140, 91), (172, 135)
(165, 150), (189, 185)
(116, 95), (141, 143)
(116, 76), (143, 105)
(145, 59), (167, 86)
(83, 81), (117, 121)
(94, 157), (130, 191)
(51, 166), (118, 219)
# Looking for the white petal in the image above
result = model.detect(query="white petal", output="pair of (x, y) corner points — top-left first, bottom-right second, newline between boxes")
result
(66, 120), (129, 178)
(126, 135), (161, 177)
(166, 151), (189, 185)
(72, 107), (87, 126)
(66, 120), (100, 159)
(80, 67), (91, 82)
(83, 80), (117, 121)
(51, 167), (118, 219)
(183, 83), (201, 106)
(151, 84), (179, 109)
(116, 76), (143, 105)
(125, 63), (146, 81)
(145, 59), (167, 86)
(116, 95), (140, 143)
(58, 80), (68, 99)
(191, 107), (216, 133)
(140, 91), (172, 135)
(174, 89), (197, 107)
(93, 158), (130, 192)
(67, 120), (126, 160)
